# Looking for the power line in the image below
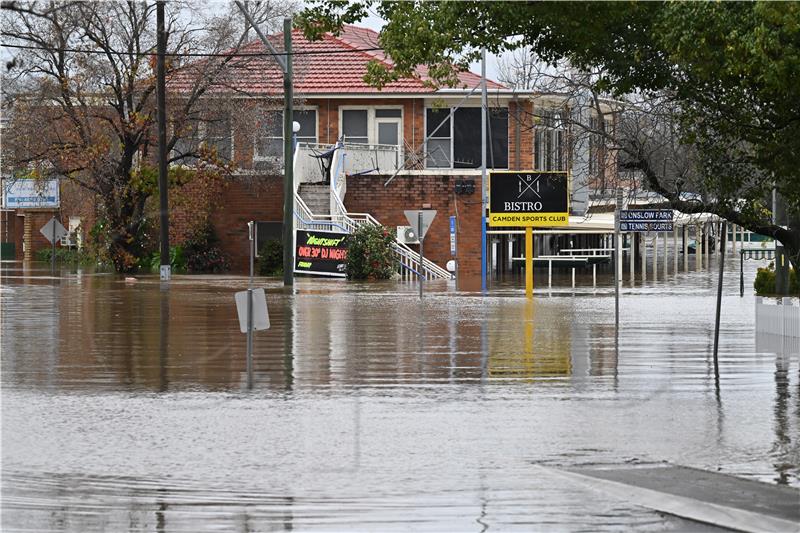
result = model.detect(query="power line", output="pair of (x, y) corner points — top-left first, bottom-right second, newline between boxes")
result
(0, 41), (384, 58)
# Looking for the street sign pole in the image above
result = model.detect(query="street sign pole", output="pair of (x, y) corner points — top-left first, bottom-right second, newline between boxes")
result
(713, 221), (727, 378)
(51, 216), (56, 273)
(525, 226), (533, 298)
(247, 221), (254, 389)
(418, 211), (424, 299)
(615, 189), (623, 331)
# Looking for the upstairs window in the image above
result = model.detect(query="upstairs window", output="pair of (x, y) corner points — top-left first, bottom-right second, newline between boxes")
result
(425, 107), (508, 169)
(534, 108), (567, 171)
(342, 109), (369, 144)
(255, 109), (318, 162)
(588, 115), (606, 177)
(172, 112), (232, 165)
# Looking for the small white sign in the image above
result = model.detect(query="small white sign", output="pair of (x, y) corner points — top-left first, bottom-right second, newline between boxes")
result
(39, 217), (67, 243)
(3, 178), (60, 208)
(235, 288), (270, 333)
(404, 209), (437, 240)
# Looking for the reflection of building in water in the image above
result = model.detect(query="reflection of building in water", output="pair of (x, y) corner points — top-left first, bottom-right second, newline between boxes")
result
(487, 299), (572, 380)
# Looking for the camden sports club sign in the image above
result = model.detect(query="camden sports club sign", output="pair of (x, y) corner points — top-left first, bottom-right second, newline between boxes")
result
(489, 171), (569, 227)
(294, 229), (349, 277)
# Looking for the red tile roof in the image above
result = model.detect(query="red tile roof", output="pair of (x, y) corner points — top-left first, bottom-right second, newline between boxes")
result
(169, 25), (506, 95)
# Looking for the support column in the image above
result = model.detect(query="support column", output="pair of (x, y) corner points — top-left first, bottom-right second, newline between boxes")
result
(703, 222), (709, 267)
(683, 225), (689, 272)
(663, 230), (668, 278)
(641, 233), (647, 282)
(732, 224), (737, 255)
(22, 214), (32, 262)
(673, 226), (678, 275)
(629, 233), (634, 283)
(697, 224), (703, 271)
(653, 233), (659, 280)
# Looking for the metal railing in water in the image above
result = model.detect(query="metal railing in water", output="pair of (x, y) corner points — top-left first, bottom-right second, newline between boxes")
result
(293, 142), (450, 281)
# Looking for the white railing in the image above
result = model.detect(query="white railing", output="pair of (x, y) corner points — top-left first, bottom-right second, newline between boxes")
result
(755, 297), (800, 338)
(341, 142), (401, 175)
(293, 141), (450, 281)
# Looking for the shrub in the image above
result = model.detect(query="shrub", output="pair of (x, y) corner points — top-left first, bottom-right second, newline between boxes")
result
(35, 247), (95, 265)
(346, 224), (396, 280)
(147, 245), (187, 273)
(258, 239), (283, 276)
(754, 262), (799, 295)
(183, 223), (230, 273)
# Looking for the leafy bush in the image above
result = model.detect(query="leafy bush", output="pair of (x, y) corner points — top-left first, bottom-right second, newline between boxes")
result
(346, 224), (396, 280)
(754, 262), (799, 295)
(147, 245), (187, 273)
(35, 247), (95, 265)
(183, 223), (230, 273)
(258, 239), (283, 276)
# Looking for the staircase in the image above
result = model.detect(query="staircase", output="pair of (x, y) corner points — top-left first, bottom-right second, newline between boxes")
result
(298, 183), (330, 216)
(294, 142), (451, 281)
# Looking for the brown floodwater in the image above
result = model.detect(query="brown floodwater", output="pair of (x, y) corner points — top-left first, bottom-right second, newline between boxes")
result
(1, 258), (797, 532)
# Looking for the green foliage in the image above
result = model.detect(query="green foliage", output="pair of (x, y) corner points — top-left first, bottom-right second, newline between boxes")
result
(754, 262), (799, 296)
(183, 223), (230, 273)
(34, 247), (96, 265)
(258, 239), (284, 277)
(345, 224), (396, 280)
(147, 245), (187, 273)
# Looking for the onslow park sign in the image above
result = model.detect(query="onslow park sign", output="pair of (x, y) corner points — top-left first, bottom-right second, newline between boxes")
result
(619, 209), (674, 232)
(489, 171), (569, 227)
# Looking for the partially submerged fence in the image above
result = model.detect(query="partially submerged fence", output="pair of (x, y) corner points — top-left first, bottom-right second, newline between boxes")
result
(755, 297), (800, 339)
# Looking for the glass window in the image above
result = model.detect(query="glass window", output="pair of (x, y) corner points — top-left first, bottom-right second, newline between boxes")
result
(426, 108), (451, 168)
(589, 115), (606, 177)
(342, 110), (369, 144)
(534, 109), (567, 171)
(375, 108), (402, 118)
(205, 114), (231, 161)
(173, 120), (201, 165)
(255, 110), (318, 160)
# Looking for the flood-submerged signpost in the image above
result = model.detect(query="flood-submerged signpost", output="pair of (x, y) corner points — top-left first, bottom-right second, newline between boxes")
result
(235, 221), (270, 389)
(489, 171), (569, 298)
(39, 217), (67, 273)
(404, 209), (437, 299)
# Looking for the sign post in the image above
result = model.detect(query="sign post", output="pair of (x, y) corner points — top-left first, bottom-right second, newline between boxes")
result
(39, 217), (67, 273)
(404, 209), (437, 299)
(615, 189), (623, 331)
(489, 171), (569, 298)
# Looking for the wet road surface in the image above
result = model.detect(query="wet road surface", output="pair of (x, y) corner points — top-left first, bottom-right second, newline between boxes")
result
(2, 258), (798, 531)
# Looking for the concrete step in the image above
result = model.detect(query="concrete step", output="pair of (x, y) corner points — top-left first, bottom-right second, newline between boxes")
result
(298, 184), (330, 216)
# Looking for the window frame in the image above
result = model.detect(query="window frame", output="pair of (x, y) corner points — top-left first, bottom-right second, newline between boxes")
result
(424, 105), (509, 170)
(338, 105), (405, 147)
(253, 107), (319, 163)
(534, 108), (567, 172)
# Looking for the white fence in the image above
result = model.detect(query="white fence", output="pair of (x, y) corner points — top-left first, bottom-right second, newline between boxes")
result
(755, 297), (800, 339)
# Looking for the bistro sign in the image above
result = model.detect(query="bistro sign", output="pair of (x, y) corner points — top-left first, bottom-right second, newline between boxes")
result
(489, 171), (569, 227)
(294, 229), (349, 277)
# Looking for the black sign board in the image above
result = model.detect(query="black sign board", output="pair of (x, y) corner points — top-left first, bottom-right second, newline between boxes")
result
(619, 209), (673, 222)
(620, 221), (674, 232)
(489, 171), (569, 227)
(294, 229), (349, 277)
(619, 209), (674, 232)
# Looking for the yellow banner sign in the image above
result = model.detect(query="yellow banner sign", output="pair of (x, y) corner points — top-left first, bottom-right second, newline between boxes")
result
(488, 213), (569, 227)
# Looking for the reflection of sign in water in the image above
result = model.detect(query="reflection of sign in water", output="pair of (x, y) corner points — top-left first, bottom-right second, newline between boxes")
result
(619, 210), (673, 232)
(2, 178), (60, 208)
(294, 229), (348, 277)
(489, 171), (569, 227)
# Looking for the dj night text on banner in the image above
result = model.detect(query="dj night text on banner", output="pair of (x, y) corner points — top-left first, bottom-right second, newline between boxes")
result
(294, 229), (349, 277)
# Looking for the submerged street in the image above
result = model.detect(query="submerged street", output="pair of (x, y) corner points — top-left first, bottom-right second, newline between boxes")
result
(1, 259), (797, 531)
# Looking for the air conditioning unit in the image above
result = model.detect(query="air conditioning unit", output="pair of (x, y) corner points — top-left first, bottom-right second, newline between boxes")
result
(396, 225), (419, 244)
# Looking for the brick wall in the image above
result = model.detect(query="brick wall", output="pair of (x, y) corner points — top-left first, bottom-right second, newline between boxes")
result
(343, 173), (484, 289)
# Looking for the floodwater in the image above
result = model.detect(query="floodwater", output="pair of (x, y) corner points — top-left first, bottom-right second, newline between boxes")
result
(1, 257), (798, 532)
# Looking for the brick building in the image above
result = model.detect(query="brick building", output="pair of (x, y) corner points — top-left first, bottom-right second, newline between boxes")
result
(6, 25), (616, 287)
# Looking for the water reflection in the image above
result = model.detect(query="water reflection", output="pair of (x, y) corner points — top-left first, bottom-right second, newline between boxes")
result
(2, 260), (799, 531)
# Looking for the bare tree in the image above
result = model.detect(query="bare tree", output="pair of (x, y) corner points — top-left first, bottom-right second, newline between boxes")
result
(1, 0), (292, 271)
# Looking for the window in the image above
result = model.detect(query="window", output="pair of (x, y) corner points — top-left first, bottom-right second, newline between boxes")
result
(589, 115), (606, 177)
(342, 110), (369, 144)
(534, 109), (566, 171)
(205, 115), (231, 161)
(425, 107), (509, 169)
(426, 108), (451, 168)
(173, 113), (232, 165)
(255, 109), (317, 161)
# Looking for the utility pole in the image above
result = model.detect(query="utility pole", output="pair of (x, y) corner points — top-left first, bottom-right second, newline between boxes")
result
(156, 0), (170, 281)
(235, 2), (294, 286)
(282, 17), (294, 285)
(480, 48), (487, 293)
